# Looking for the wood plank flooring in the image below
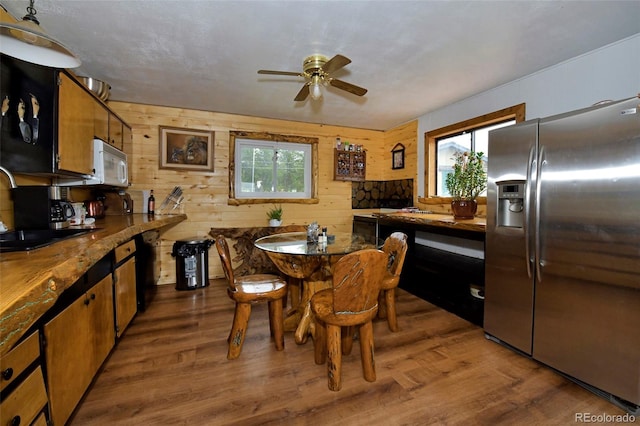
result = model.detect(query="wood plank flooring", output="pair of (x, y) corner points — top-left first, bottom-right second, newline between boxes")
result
(70, 280), (629, 425)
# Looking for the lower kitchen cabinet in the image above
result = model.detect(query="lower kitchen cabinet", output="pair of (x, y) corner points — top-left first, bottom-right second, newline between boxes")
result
(0, 331), (49, 425)
(114, 239), (137, 337)
(43, 274), (115, 426)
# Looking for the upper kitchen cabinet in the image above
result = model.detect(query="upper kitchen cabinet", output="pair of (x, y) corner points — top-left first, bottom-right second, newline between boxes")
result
(58, 73), (94, 175)
(122, 122), (132, 151)
(94, 103), (109, 144)
(108, 113), (125, 151)
(0, 54), (130, 177)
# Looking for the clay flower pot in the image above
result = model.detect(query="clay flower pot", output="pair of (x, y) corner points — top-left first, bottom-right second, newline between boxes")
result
(451, 199), (477, 220)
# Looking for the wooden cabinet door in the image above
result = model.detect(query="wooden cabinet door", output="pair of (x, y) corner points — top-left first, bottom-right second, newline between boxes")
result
(122, 124), (133, 181)
(89, 274), (117, 368)
(114, 257), (137, 337)
(108, 113), (124, 150)
(94, 102), (109, 143)
(57, 73), (94, 175)
(44, 275), (115, 426)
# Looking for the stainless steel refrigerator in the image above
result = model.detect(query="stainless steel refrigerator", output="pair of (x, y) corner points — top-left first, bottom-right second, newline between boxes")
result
(484, 96), (640, 413)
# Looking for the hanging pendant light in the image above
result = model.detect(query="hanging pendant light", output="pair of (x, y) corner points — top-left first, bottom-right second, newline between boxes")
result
(0, 0), (80, 68)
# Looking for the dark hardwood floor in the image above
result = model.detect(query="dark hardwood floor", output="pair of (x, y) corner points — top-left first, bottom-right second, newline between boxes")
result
(70, 280), (628, 425)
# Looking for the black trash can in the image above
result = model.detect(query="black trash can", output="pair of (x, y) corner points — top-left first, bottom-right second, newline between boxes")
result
(172, 238), (213, 290)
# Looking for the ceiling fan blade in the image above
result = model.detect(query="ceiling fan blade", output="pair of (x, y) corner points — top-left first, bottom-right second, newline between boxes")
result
(294, 84), (310, 101)
(321, 54), (351, 74)
(258, 70), (303, 76)
(328, 78), (367, 96)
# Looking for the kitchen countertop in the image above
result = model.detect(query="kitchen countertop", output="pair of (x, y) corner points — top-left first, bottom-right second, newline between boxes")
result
(354, 211), (486, 233)
(0, 214), (187, 355)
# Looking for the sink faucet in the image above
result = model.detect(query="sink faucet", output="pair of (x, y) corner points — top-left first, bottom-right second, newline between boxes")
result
(0, 166), (17, 189)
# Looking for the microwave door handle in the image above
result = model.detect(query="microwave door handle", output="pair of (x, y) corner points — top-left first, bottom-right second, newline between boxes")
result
(118, 159), (127, 184)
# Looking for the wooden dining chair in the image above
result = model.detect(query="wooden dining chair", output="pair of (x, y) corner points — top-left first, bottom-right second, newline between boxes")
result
(214, 235), (288, 360)
(377, 232), (409, 332)
(311, 248), (387, 391)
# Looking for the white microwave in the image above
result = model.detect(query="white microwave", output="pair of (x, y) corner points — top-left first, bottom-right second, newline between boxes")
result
(59, 139), (129, 187)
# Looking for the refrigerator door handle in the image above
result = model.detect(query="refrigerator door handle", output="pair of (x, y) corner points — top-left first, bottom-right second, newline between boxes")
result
(535, 146), (546, 282)
(524, 145), (536, 278)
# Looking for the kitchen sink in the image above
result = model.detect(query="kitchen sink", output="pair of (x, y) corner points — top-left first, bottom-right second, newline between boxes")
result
(0, 228), (100, 252)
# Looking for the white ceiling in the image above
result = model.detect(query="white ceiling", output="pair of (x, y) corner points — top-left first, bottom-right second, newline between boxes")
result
(3, 1), (639, 131)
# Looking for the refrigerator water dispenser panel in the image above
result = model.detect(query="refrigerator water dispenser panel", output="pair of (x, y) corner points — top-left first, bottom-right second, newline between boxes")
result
(497, 182), (524, 228)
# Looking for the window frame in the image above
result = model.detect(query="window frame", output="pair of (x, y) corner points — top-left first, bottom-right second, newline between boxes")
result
(422, 103), (526, 201)
(228, 131), (319, 205)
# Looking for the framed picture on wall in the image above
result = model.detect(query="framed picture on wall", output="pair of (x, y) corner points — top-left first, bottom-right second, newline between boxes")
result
(392, 143), (405, 170)
(159, 126), (215, 171)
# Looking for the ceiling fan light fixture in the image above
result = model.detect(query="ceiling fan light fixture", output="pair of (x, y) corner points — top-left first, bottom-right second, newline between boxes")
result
(258, 53), (366, 102)
(310, 75), (323, 100)
(0, 0), (81, 68)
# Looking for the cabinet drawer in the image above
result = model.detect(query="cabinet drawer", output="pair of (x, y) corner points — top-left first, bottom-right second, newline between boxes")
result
(0, 366), (48, 426)
(0, 331), (39, 393)
(115, 239), (136, 263)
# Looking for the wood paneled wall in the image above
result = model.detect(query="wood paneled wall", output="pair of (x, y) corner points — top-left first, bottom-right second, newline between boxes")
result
(108, 102), (418, 284)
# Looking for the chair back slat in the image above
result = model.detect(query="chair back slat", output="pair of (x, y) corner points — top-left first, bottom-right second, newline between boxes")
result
(214, 235), (236, 291)
(383, 232), (408, 278)
(332, 249), (387, 314)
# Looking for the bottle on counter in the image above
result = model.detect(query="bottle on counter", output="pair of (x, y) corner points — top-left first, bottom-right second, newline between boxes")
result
(148, 190), (155, 215)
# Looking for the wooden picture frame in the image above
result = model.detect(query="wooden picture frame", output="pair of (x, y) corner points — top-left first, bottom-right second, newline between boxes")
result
(159, 126), (214, 171)
(392, 143), (405, 170)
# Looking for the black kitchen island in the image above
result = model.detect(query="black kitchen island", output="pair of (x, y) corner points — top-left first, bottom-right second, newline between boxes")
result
(353, 212), (485, 326)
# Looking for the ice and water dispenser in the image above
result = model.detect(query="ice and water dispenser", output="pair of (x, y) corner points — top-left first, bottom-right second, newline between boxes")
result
(497, 182), (524, 228)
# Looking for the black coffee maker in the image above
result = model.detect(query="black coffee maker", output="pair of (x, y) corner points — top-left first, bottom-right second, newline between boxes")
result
(12, 186), (74, 230)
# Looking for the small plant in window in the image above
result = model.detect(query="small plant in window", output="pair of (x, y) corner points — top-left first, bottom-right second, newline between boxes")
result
(445, 151), (487, 200)
(445, 151), (486, 219)
(267, 204), (283, 226)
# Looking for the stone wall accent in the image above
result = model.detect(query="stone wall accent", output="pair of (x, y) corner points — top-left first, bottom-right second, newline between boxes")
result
(352, 179), (413, 209)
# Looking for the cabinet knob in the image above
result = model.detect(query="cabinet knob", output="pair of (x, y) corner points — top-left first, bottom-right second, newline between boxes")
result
(10, 415), (21, 426)
(84, 298), (90, 306)
(2, 367), (13, 380)
(90, 293), (96, 300)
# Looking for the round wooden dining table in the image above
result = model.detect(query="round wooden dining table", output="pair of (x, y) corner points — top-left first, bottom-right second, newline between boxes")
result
(254, 231), (380, 344)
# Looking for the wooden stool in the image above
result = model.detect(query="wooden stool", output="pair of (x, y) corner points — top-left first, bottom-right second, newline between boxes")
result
(214, 235), (288, 360)
(311, 249), (387, 391)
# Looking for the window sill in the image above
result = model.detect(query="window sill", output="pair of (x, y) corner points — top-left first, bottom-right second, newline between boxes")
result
(228, 198), (319, 206)
(418, 196), (487, 205)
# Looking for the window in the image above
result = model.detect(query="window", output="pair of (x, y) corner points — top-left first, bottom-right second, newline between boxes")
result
(229, 131), (318, 204)
(436, 120), (514, 196)
(424, 103), (526, 198)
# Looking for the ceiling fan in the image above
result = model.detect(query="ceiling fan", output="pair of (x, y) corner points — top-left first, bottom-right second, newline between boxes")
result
(258, 54), (367, 101)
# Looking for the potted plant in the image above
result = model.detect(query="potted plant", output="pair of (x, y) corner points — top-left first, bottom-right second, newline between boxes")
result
(267, 204), (283, 226)
(445, 151), (487, 219)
